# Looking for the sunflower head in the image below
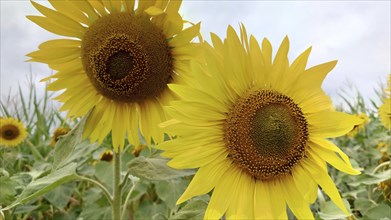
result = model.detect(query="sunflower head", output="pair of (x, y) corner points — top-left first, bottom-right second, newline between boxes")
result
(51, 127), (71, 146)
(159, 25), (363, 219)
(27, 0), (200, 151)
(379, 74), (391, 130)
(347, 113), (369, 137)
(99, 149), (114, 162)
(0, 117), (28, 147)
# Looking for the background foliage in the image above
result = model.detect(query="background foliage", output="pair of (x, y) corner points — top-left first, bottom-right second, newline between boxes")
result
(0, 78), (390, 220)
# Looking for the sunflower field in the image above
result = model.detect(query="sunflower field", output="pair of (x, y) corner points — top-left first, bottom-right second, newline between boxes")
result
(0, 1), (390, 220)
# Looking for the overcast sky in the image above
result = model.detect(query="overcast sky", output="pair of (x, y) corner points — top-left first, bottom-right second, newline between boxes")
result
(1, 0), (390, 109)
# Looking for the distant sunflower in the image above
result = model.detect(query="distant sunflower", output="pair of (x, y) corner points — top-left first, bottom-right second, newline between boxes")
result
(51, 127), (71, 146)
(0, 118), (28, 147)
(99, 149), (114, 162)
(27, 0), (200, 151)
(347, 113), (369, 137)
(379, 74), (391, 130)
(159, 26), (363, 219)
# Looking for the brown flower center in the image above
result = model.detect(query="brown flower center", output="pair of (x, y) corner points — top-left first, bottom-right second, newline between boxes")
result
(224, 90), (308, 180)
(81, 12), (173, 102)
(1, 125), (20, 140)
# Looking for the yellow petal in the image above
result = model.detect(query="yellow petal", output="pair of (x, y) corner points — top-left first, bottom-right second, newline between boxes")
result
(27, 16), (84, 38)
(109, 0), (123, 13)
(127, 103), (140, 147)
(268, 180), (288, 219)
(307, 111), (364, 138)
(144, 6), (164, 16)
(261, 38), (273, 72)
(49, 0), (91, 25)
(293, 60), (338, 92)
(204, 166), (241, 220)
(311, 137), (352, 166)
(124, 0), (135, 12)
(292, 165), (318, 203)
(254, 181), (274, 219)
(70, 1), (100, 21)
(168, 84), (227, 112)
(226, 174), (255, 220)
(289, 46), (312, 76)
(169, 22), (200, 47)
(280, 177), (314, 220)
(38, 39), (81, 49)
(87, 0), (108, 16)
(177, 158), (231, 204)
(30, 1), (86, 33)
(167, 146), (227, 169)
(136, 0), (155, 16)
(302, 158), (349, 215)
(112, 103), (126, 152)
(309, 143), (360, 175)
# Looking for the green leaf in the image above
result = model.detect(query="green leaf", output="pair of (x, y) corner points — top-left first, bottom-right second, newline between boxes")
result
(43, 182), (76, 208)
(53, 113), (89, 170)
(353, 198), (375, 215)
(363, 204), (391, 219)
(127, 156), (195, 181)
(348, 170), (391, 187)
(155, 178), (190, 210)
(0, 176), (17, 205)
(79, 203), (112, 220)
(317, 200), (351, 220)
(94, 161), (114, 192)
(170, 196), (209, 220)
(1, 163), (78, 211)
(134, 200), (168, 220)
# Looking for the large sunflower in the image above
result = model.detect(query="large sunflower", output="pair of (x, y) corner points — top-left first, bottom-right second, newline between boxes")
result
(27, 0), (200, 151)
(379, 74), (391, 130)
(159, 26), (363, 219)
(0, 118), (28, 147)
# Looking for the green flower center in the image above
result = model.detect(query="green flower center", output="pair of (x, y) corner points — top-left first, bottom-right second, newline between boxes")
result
(81, 12), (173, 102)
(224, 90), (308, 180)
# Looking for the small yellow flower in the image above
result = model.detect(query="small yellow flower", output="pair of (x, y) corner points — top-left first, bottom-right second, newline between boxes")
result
(131, 144), (147, 157)
(378, 179), (391, 201)
(347, 113), (369, 137)
(379, 74), (391, 130)
(376, 141), (390, 163)
(51, 127), (71, 146)
(99, 149), (113, 162)
(0, 117), (28, 147)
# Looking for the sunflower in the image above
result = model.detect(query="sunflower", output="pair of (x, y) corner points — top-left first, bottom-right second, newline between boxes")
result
(0, 117), (28, 147)
(27, 0), (200, 151)
(99, 149), (114, 162)
(50, 127), (71, 146)
(379, 74), (391, 130)
(347, 113), (369, 137)
(159, 26), (363, 219)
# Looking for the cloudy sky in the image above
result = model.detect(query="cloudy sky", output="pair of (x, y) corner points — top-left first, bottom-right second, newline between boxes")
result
(1, 0), (390, 108)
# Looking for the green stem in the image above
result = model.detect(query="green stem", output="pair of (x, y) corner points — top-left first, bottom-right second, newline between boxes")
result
(368, 161), (390, 201)
(25, 140), (44, 161)
(372, 161), (390, 174)
(113, 150), (122, 220)
(121, 177), (139, 220)
(78, 176), (113, 206)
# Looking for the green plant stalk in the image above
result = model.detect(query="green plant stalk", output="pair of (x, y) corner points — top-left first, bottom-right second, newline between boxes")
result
(121, 179), (139, 219)
(113, 150), (122, 220)
(25, 140), (44, 161)
(78, 176), (113, 206)
(368, 160), (390, 201)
